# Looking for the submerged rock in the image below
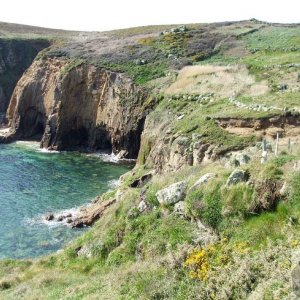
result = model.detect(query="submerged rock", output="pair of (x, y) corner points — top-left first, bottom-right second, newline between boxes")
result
(156, 181), (187, 205)
(44, 213), (54, 221)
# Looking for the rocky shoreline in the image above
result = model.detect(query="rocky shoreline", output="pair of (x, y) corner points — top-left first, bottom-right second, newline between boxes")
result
(44, 196), (117, 228)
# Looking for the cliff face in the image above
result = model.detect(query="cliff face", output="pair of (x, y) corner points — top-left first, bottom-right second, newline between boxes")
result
(0, 39), (50, 121)
(138, 113), (218, 173)
(6, 58), (151, 158)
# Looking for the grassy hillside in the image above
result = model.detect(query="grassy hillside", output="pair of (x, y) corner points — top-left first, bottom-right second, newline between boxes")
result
(0, 20), (300, 299)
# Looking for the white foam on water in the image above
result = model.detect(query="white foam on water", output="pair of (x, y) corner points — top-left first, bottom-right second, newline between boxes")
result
(87, 151), (136, 164)
(24, 206), (86, 228)
(15, 140), (40, 150)
(87, 152), (120, 162)
(36, 148), (60, 154)
(108, 179), (120, 188)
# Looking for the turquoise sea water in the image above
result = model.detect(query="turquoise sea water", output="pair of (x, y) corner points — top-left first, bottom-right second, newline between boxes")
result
(0, 142), (131, 259)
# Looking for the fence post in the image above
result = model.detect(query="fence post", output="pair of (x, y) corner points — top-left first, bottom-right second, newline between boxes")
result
(288, 138), (291, 153)
(261, 139), (268, 164)
(275, 132), (279, 156)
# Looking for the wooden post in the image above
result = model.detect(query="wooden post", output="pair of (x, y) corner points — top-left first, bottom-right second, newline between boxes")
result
(275, 132), (279, 156)
(288, 138), (291, 153)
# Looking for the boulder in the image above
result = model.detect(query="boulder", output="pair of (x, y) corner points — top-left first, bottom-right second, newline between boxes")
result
(116, 150), (128, 159)
(234, 153), (251, 166)
(226, 169), (249, 186)
(189, 173), (216, 191)
(156, 181), (187, 205)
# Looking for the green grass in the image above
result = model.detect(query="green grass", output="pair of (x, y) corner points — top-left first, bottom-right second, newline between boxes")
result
(60, 58), (86, 77)
(94, 60), (168, 85)
(243, 26), (300, 50)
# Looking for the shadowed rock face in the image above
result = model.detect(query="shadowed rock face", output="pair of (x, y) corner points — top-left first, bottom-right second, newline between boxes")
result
(0, 39), (50, 120)
(6, 58), (152, 158)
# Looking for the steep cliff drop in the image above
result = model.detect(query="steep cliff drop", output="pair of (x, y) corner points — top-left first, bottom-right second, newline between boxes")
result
(4, 57), (152, 158)
(0, 39), (50, 122)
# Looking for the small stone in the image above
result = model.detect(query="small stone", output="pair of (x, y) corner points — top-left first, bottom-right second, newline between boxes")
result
(174, 201), (185, 216)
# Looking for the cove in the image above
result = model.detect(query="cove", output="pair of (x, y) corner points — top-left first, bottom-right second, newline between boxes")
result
(0, 142), (131, 259)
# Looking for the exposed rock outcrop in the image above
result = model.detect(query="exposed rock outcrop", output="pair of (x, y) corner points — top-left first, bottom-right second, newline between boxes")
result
(0, 39), (50, 120)
(226, 169), (249, 186)
(156, 181), (187, 205)
(189, 173), (217, 192)
(5, 58), (152, 158)
(138, 112), (219, 172)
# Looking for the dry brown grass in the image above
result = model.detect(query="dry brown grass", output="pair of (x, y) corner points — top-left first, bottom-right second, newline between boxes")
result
(165, 64), (269, 98)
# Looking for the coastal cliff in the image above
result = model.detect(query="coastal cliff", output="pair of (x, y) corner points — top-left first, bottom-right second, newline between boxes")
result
(0, 39), (50, 121)
(1, 20), (300, 299)
(6, 58), (152, 158)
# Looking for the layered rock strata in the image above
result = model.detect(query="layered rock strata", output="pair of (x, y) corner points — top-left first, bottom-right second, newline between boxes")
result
(5, 58), (151, 158)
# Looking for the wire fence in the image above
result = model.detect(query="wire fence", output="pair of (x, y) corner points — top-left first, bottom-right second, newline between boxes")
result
(260, 134), (300, 164)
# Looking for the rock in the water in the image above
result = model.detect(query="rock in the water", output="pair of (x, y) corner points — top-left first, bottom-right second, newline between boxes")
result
(116, 150), (128, 160)
(174, 201), (185, 216)
(45, 213), (54, 221)
(189, 173), (216, 191)
(56, 215), (65, 222)
(156, 181), (187, 205)
(226, 169), (249, 186)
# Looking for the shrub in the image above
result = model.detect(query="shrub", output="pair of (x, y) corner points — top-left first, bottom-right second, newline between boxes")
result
(201, 188), (222, 230)
(221, 183), (255, 218)
(185, 189), (204, 219)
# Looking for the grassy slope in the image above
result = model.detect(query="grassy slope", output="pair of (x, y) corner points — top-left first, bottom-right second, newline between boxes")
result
(0, 21), (300, 299)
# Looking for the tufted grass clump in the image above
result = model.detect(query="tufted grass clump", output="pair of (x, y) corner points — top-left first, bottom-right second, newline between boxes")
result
(221, 183), (255, 218)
